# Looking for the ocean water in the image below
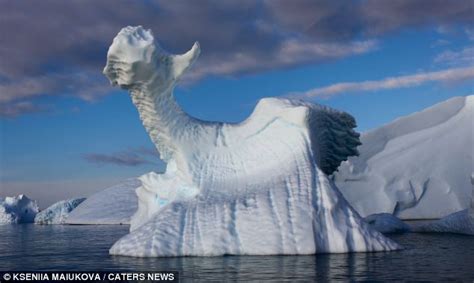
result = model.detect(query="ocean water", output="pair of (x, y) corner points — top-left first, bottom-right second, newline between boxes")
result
(0, 224), (473, 281)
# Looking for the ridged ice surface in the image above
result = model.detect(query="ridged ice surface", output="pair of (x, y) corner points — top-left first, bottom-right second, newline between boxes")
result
(35, 198), (86, 224)
(103, 26), (400, 257)
(335, 96), (473, 220)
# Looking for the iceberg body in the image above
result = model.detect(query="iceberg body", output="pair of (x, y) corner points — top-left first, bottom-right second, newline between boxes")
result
(0, 195), (39, 224)
(65, 178), (140, 225)
(103, 26), (399, 257)
(364, 213), (411, 234)
(35, 198), (86, 224)
(335, 96), (473, 220)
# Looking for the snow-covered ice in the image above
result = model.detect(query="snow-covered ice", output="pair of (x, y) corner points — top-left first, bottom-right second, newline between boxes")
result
(101, 26), (400, 257)
(0, 195), (39, 224)
(65, 178), (140, 225)
(364, 213), (411, 234)
(335, 95), (473, 220)
(35, 198), (86, 224)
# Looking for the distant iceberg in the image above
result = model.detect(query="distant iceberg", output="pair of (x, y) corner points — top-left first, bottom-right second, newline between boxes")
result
(0, 195), (39, 224)
(35, 198), (86, 224)
(364, 213), (411, 234)
(65, 178), (140, 225)
(102, 26), (400, 257)
(335, 95), (473, 220)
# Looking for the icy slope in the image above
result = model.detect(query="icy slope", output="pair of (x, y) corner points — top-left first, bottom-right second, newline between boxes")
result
(35, 198), (85, 224)
(364, 213), (411, 234)
(335, 96), (473, 220)
(65, 179), (140, 225)
(0, 195), (39, 224)
(104, 26), (399, 257)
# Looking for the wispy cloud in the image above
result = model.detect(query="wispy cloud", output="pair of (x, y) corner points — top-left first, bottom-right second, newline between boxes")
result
(434, 46), (474, 67)
(0, 101), (50, 117)
(290, 66), (474, 99)
(1, 0), (472, 116)
(83, 147), (164, 167)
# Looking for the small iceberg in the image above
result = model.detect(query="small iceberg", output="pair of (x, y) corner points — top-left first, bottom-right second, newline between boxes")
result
(0, 195), (39, 224)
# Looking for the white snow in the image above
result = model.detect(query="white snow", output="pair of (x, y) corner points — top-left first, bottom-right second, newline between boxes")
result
(65, 178), (141, 225)
(0, 195), (39, 224)
(364, 213), (411, 234)
(334, 95), (473, 220)
(102, 26), (400, 257)
(35, 198), (86, 224)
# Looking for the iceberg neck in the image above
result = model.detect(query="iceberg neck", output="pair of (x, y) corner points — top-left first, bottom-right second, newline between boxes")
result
(130, 83), (190, 162)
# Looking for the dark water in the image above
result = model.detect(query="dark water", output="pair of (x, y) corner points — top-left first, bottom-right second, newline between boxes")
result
(1, 225), (473, 282)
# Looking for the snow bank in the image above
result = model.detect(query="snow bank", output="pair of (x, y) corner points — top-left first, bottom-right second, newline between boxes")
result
(334, 95), (473, 220)
(65, 179), (140, 225)
(0, 195), (39, 224)
(103, 26), (399, 257)
(35, 198), (86, 224)
(364, 213), (411, 234)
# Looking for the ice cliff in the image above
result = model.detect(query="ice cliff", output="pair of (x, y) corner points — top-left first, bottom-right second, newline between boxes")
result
(66, 178), (140, 225)
(102, 26), (399, 257)
(35, 198), (86, 224)
(335, 96), (473, 220)
(0, 195), (39, 224)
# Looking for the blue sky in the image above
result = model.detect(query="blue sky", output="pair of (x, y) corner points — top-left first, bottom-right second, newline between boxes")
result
(0, 1), (473, 207)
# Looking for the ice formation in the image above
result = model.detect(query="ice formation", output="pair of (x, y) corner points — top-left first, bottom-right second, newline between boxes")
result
(414, 175), (474, 235)
(0, 195), (39, 224)
(35, 198), (86, 224)
(66, 178), (140, 225)
(335, 96), (473, 220)
(364, 213), (411, 234)
(103, 26), (399, 257)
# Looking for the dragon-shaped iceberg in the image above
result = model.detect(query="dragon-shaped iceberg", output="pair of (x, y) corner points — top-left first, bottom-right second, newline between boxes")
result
(103, 26), (399, 257)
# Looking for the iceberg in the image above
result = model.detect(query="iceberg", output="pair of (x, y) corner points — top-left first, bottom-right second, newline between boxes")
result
(35, 198), (86, 224)
(0, 194), (39, 224)
(364, 213), (411, 234)
(65, 178), (140, 225)
(103, 26), (399, 257)
(335, 95), (473, 220)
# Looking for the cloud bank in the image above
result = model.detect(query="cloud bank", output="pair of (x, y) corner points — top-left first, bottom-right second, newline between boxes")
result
(291, 66), (474, 99)
(0, 0), (472, 116)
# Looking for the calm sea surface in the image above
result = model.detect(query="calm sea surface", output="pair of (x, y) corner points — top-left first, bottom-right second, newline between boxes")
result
(1, 224), (473, 281)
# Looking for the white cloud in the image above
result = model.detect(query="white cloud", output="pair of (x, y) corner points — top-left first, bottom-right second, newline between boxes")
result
(292, 66), (474, 99)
